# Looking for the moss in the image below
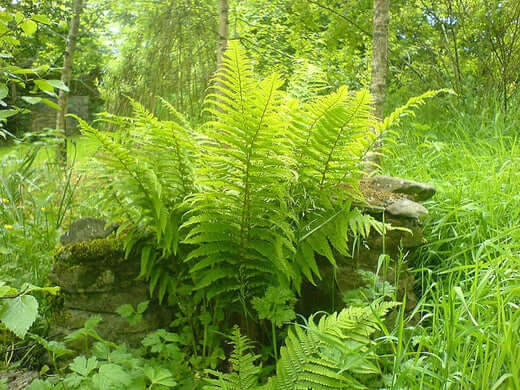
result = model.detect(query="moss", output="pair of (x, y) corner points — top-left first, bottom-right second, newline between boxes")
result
(54, 236), (126, 267)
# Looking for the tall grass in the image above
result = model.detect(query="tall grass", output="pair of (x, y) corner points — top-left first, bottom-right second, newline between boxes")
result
(381, 95), (520, 389)
(0, 137), (99, 286)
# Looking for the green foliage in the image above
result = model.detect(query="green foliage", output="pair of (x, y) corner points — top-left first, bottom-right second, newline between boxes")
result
(82, 42), (436, 316)
(76, 98), (196, 302)
(252, 287), (296, 328)
(0, 147), (79, 286)
(379, 96), (520, 389)
(116, 301), (150, 326)
(0, 282), (59, 338)
(207, 302), (396, 390)
(29, 317), (202, 389)
(205, 326), (261, 390)
(0, 7), (73, 138)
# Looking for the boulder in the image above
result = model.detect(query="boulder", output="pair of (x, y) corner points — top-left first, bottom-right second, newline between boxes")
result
(59, 217), (117, 245)
(386, 198), (428, 219)
(364, 175), (436, 201)
(50, 231), (171, 347)
(300, 176), (435, 315)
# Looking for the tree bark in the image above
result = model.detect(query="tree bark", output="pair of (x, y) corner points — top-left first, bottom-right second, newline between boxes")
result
(217, 0), (229, 68)
(56, 0), (84, 164)
(365, 0), (389, 172)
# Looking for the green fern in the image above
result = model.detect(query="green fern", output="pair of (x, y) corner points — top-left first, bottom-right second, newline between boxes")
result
(183, 42), (297, 302)
(265, 302), (396, 390)
(208, 303), (396, 390)
(79, 42), (442, 308)
(76, 98), (195, 301)
(205, 326), (262, 390)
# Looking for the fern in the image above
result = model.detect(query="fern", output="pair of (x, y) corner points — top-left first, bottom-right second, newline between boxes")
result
(265, 302), (396, 390)
(76, 99), (195, 301)
(208, 303), (396, 390)
(183, 42), (297, 302)
(80, 42), (442, 308)
(205, 326), (262, 390)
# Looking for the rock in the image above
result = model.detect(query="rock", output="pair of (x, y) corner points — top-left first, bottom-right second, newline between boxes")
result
(0, 370), (38, 390)
(60, 217), (117, 245)
(367, 175), (436, 201)
(50, 236), (172, 347)
(386, 199), (428, 219)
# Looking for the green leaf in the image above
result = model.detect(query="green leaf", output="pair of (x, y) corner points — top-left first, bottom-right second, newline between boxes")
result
(0, 295), (38, 338)
(136, 300), (149, 314)
(22, 96), (42, 105)
(0, 109), (18, 120)
(34, 80), (55, 93)
(20, 19), (37, 36)
(41, 98), (60, 110)
(47, 79), (69, 92)
(92, 363), (132, 388)
(69, 356), (98, 377)
(116, 304), (134, 318)
(32, 15), (51, 25)
(144, 366), (177, 387)
(0, 84), (7, 100)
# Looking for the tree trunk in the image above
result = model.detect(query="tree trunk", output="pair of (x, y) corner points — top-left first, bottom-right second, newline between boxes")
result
(217, 0), (229, 68)
(56, 0), (84, 165)
(365, 0), (389, 172)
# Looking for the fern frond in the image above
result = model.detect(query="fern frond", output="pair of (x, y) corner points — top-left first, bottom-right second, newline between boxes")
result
(185, 41), (298, 302)
(377, 89), (453, 135)
(205, 326), (261, 390)
(75, 99), (195, 299)
(265, 302), (397, 390)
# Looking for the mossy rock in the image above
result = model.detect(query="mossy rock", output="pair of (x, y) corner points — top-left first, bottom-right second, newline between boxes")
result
(49, 229), (172, 347)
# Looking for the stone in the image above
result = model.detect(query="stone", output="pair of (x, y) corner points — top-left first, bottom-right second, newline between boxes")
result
(60, 217), (117, 245)
(50, 235), (172, 347)
(366, 175), (436, 201)
(386, 199), (428, 219)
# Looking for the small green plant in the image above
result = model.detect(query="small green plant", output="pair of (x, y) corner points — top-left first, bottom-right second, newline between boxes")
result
(116, 301), (150, 326)
(30, 317), (203, 389)
(0, 282), (59, 339)
(206, 302), (396, 389)
(252, 286), (296, 362)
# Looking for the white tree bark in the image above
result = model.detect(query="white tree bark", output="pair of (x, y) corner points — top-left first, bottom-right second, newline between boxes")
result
(56, 0), (84, 164)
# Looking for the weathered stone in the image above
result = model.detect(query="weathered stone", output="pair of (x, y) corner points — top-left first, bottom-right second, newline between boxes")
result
(386, 199), (428, 219)
(60, 217), (117, 245)
(51, 226), (171, 347)
(300, 175), (433, 316)
(366, 175), (436, 201)
(0, 370), (38, 390)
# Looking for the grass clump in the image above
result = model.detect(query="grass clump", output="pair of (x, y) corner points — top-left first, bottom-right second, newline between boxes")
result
(380, 97), (520, 389)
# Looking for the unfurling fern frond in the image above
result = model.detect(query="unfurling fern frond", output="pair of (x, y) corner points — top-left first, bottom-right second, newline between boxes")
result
(205, 326), (262, 390)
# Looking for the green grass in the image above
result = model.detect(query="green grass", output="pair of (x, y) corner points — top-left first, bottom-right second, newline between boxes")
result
(380, 100), (520, 389)
(0, 136), (98, 167)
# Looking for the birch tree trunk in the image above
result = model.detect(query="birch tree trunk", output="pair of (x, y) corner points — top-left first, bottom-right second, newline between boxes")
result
(365, 0), (389, 172)
(56, 0), (84, 164)
(217, 0), (229, 68)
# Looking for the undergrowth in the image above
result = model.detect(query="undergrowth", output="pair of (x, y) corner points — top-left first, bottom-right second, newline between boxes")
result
(380, 96), (520, 389)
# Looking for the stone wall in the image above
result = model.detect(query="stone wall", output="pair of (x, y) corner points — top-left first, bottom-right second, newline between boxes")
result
(300, 175), (435, 314)
(49, 218), (172, 346)
(50, 176), (436, 343)
(30, 96), (89, 133)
